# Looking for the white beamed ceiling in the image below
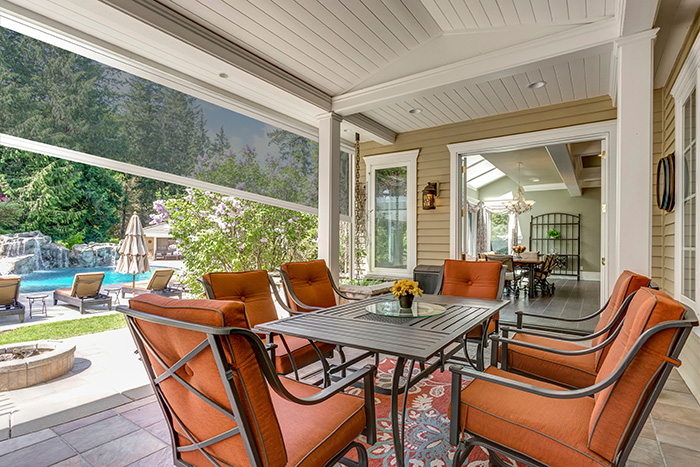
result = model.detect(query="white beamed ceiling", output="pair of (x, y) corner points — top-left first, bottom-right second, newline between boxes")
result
(0, 0), (675, 141)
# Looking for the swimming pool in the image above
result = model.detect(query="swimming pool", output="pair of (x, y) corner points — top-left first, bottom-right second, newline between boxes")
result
(18, 267), (166, 294)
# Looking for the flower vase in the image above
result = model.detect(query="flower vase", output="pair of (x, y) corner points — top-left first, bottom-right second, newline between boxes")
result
(399, 294), (414, 309)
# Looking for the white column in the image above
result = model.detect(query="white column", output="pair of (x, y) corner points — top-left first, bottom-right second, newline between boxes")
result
(614, 30), (656, 278)
(317, 112), (342, 282)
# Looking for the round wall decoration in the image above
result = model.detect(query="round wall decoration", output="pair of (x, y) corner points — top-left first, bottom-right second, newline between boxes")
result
(656, 153), (675, 212)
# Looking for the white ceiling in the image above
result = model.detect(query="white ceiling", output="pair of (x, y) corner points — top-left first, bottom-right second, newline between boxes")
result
(0, 0), (695, 144)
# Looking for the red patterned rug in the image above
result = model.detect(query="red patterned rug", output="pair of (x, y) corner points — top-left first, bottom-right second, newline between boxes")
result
(343, 358), (522, 467)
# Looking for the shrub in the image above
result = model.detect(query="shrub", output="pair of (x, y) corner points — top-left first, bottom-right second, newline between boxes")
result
(151, 188), (318, 294)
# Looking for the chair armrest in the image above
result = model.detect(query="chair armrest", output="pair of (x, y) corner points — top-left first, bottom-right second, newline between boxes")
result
(499, 325), (602, 342)
(326, 268), (361, 301)
(491, 327), (620, 356)
(269, 364), (376, 405)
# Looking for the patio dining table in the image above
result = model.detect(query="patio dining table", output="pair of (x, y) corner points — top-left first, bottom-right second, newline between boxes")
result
(513, 258), (543, 298)
(255, 293), (507, 467)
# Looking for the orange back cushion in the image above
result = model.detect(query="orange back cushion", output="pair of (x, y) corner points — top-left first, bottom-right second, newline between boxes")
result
(280, 259), (336, 312)
(203, 271), (279, 328)
(128, 294), (286, 467)
(587, 288), (684, 461)
(591, 270), (650, 368)
(441, 260), (502, 299)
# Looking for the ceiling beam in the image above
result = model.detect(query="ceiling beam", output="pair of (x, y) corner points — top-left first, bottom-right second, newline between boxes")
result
(331, 18), (619, 115)
(618, 0), (661, 36)
(343, 114), (396, 146)
(546, 144), (582, 197)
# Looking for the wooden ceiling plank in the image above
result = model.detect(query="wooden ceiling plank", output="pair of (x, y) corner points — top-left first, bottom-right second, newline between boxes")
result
(549, 0), (570, 22)
(539, 65), (563, 104)
(605, 0), (616, 16)
(599, 50), (611, 95)
(480, 0), (507, 26)
(401, 0), (443, 36)
(437, 0), (467, 29)
(337, 0), (411, 54)
(525, 69), (551, 106)
(513, 0), (537, 24)
(530, 0), (553, 23)
(584, 54), (601, 97)
(443, 88), (477, 120)
(500, 76), (529, 111)
(476, 81), (508, 113)
(512, 72), (541, 107)
(496, 0), (522, 25)
(419, 0), (455, 30)
(553, 62), (575, 101)
(454, 86), (490, 118)
(488, 78), (519, 112)
(448, 0), (479, 29)
(587, 0), (606, 18)
(465, 0), (494, 27)
(567, 0), (587, 20)
(431, 91), (466, 121)
(364, 0), (422, 48)
(381, 0), (432, 42)
(569, 57), (587, 100)
(416, 95), (456, 125)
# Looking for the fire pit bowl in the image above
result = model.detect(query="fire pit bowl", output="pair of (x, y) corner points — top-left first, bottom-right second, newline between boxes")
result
(0, 341), (75, 391)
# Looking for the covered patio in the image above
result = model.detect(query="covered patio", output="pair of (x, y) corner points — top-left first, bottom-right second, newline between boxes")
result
(2, 1), (700, 466)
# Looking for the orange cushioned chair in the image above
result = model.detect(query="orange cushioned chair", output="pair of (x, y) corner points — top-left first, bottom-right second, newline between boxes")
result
(200, 270), (336, 381)
(279, 259), (358, 313)
(495, 270), (651, 388)
(120, 294), (376, 467)
(449, 287), (697, 467)
(436, 260), (505, 369)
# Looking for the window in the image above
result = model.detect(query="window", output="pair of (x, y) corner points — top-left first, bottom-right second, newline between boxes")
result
(490, 213), (510, 254)
(365, 150), (418, 278)
(682, 90), (697, 301)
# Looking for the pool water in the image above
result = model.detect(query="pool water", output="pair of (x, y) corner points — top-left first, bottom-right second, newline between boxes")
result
(19, 267), (165, 294)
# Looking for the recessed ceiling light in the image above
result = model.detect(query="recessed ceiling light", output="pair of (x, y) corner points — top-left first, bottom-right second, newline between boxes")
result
(219, 72), (229, 79)
(527, 81), (546, 90)
(409, 108), (422, 115)
(531, 178), (540, 182)
(343, 129), (351, 133)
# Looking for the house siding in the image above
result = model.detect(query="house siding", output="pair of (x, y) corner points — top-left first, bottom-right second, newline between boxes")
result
(360, 95), (617, 266)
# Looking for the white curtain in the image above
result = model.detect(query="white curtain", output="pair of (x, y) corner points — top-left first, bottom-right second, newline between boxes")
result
(469, 200), (521, 254)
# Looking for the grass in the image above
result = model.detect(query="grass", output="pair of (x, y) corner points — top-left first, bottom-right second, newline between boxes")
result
(0, 313), (126, 345)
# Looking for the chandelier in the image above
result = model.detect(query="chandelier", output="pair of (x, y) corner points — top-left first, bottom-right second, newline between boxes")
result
(504, 163), (535, 214)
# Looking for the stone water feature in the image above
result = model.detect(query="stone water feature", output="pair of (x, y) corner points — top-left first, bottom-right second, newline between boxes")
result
(0, 231), (119, 275)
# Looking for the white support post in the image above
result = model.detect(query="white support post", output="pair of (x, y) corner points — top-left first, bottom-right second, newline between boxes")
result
(614, 30), (656, 278)
(317, 112), (342, 282)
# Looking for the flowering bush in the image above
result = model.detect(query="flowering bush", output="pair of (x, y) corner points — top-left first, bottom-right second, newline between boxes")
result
(391, 279), (423, 298)
(150, 188), (318, 293)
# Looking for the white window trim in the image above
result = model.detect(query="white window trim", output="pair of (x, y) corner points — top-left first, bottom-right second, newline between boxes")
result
(670, 32), (700, 316)
(365, 149), (419, 278)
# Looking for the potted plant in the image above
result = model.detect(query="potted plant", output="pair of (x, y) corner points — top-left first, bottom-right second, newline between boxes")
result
(391, 279), (423, 309)
(547, 229), (561, 239)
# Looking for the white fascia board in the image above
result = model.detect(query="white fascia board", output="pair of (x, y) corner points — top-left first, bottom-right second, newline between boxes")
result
(522, 183), (568, 192)
(546, 143), (582, 197)
(332, 18), (620, 115)
(343, 114), (396, 146)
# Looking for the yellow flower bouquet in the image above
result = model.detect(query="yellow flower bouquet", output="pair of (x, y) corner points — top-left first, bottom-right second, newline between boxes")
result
(391, 279), (423, 309)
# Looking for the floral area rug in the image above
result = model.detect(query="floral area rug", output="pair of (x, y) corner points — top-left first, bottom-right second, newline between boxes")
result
(342, 358), (523, 467)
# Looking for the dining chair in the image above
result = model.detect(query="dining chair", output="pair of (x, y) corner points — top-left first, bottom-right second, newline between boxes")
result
(485, 254), (524, 298)
(494, 270), (651, 388)
(436, 259), (505, 369)
(450, 287), (697, 467)
(519, 251), (539, 261)
(199, 270), (336, 383)
(532, 254), (557, 295)
(119, 294), (377, 467)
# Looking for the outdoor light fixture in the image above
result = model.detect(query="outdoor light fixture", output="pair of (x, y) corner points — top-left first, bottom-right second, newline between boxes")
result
(409, 108), (422, 114)
(527, 80), (546, 89)
(218, 72), (229, 79)
(422, 182), (439, 210)
(504, 163), (535, 214)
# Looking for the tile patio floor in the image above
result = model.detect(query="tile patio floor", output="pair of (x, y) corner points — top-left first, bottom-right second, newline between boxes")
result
(0, 279), (698, 466)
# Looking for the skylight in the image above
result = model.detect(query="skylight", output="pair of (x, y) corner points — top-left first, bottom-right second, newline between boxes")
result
(464, 155), (506, 189)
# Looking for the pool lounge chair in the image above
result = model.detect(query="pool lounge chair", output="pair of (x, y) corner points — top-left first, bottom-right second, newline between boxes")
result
(0, 276), (25, 323)
(120, 268), (182, 299)
(53, 272), (112, 314)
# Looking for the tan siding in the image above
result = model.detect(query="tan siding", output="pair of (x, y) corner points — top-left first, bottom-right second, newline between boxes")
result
(360, 96), (616, 266)
(680, 332), (700, 401)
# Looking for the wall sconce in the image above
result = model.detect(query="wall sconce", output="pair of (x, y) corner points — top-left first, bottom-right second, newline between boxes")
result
(422, 182), (439, 210)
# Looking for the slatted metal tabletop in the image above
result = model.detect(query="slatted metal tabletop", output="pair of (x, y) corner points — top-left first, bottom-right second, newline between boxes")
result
(256, 293), (508, 361)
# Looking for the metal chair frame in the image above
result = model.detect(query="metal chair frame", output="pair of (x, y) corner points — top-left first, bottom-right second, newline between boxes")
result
(118, 304), (376, 467)
(485, 255), (524, 298)
(450, 307), (698, 467)
(198, 273), (335, 385)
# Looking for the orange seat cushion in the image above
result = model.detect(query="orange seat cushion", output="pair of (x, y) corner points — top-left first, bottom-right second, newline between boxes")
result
(441, 260), (502, 299)
(274, 335), (335, 375)
(203, 270), (280, 328)
(588, 288), (685, 460)
(275, 377), (365, 466)
(459, 367), (608, 467)
(55, 288), (72, 297)
(281, 260), (337, 312)
(503, 334), (597, 388)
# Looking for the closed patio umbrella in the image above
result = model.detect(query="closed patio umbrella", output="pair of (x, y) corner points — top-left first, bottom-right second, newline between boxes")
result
(117, 212), (150, 295)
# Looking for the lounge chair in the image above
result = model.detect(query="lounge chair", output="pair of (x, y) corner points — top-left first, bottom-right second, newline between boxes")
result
(53, 272), (111, 314)
(0, 276), (25, 323)
(120, 268), (182, 299)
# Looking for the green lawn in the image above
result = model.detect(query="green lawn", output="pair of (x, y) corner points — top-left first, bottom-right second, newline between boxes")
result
(0, 313), (127, 345)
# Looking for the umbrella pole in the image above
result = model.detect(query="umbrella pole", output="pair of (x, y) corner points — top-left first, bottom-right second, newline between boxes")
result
(132, 274), (136, 297)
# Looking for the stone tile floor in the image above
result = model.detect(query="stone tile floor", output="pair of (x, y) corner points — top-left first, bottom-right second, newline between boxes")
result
(0, 365), (697, 466)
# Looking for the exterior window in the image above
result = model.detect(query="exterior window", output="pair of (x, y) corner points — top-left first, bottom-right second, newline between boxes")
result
(490, 213), (509, 254)
(365, 150), (418, 278)
(683, 90), (697, 300)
